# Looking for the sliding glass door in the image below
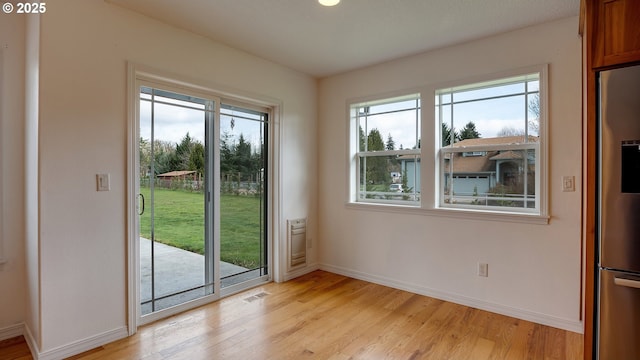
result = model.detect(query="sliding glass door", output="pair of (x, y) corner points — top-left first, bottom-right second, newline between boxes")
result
(137, 83), (269, 318)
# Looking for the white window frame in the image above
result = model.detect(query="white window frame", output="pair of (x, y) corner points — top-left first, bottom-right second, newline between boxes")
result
(347, 65), (549, 224)
(436, 70), (545, 215)
(349, 93), (421, 206)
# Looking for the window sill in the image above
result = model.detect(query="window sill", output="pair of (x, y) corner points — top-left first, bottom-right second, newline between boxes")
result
(345, 202), (550, 225)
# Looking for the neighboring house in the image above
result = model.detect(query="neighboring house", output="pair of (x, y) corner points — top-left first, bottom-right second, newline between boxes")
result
(400, 135), (538, 196)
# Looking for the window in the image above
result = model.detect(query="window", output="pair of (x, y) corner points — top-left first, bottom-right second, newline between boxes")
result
(350, 94), (421, 204)
(436, 72), (543, 214)
(348, 66), (547, 219)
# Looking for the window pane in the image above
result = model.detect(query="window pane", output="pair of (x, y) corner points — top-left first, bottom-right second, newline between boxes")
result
(361, 111), (420, 151)
(437, 70), (542, 214)
(452, 94), (526, 140)
(359, 154), (420, 203)
(142, 87), (207, 110)
(436, 102), (454, 146)
(367, 98), (419, 115)
(527, 92), (541, 136)
(443, 148), (536, 210)
(356, 96), (420, 152)
(352, 94), (421, 205)
(452, 82), (524, 103)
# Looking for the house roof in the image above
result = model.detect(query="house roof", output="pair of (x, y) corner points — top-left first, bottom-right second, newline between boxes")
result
(452, 135), (538, 147)
(444, 152), (497, 174)
(489, 150), (524, 161)
(399, 136), (537, 174)
(157, 170), (196, 177)
(446, 136), (538, 173)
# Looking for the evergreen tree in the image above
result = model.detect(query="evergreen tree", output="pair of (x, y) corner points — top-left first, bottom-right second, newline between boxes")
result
(441, 123), (458, 146)
(366, 128), (387, 184)
(175, 133), (195, 169)
(235, 134), (253, 180)
(220, 131), (234, 175)
(459, 121), (481, 140)
(153, 139), (179, 175)
(385, 133), (395, 151)
(188, 142), (205, 176)
(367, 128), (385, 151)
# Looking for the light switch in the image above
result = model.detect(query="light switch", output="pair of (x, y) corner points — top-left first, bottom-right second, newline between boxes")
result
(97, 173), (110, 191)
(562, 175), (575, 192)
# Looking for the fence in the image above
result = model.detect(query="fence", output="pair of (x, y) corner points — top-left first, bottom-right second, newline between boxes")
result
(140, 177), (263, 196)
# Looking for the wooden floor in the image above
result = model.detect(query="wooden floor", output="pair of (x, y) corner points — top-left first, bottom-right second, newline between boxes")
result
(1, 271), (583, 359)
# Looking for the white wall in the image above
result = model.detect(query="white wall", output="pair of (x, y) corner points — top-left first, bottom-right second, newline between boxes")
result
(25, 12), (41, 349)
(0, 12), (27, 338)
(32, 0), (317, 354)
(318, 17), (583, 331)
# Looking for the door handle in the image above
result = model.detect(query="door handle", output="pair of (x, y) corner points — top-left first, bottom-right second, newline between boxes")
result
(138, 193), (145, 216)
(614, 277), (640, 289)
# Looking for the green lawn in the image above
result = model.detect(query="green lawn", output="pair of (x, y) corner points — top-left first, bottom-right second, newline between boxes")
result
(139, 187), (264, 269)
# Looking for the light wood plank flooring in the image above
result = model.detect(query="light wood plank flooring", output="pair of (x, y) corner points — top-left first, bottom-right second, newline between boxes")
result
(1, 270), (583, 359)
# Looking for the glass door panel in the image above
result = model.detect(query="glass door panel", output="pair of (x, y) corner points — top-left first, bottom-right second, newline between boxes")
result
(219, 104), (268, 288)
(139, 87), (213, 315)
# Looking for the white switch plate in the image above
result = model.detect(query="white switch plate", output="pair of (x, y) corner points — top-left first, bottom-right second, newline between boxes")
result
(478, 263), (488, 277)
(97, 173), (110, 191)
(562, 176), (575, 192)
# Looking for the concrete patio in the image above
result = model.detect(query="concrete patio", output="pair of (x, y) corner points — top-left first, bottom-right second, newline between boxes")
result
(140, 238), (263, 314)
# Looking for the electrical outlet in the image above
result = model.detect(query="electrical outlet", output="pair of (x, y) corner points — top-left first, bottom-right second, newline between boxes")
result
(478, 263), (488, 277)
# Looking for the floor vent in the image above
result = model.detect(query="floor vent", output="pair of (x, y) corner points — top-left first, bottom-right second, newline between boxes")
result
(287, 218), (307, 270)
(244, 292), (269, 303)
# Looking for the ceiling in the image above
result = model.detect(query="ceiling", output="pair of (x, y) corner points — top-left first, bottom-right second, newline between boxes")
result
(108, 0), (580, 78)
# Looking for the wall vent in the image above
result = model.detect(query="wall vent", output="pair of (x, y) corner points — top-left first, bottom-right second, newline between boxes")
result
(287, 218), (307, 270)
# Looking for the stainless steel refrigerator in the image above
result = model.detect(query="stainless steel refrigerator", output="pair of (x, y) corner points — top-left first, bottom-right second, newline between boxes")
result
(597, 64), (640, 359)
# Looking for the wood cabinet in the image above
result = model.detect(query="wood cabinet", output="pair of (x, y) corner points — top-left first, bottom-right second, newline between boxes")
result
(582, 1), (640, 359)
(591, 0), (640, 68)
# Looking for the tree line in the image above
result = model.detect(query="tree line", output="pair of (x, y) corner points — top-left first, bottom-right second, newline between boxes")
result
(359, 121), (482, 186)
(140, 132), (263, 183)
(140, 133), (205, 178)
(441, 121), (481, 146)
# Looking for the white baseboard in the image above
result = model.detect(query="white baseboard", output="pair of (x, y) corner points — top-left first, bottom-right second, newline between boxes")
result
(34, 326), (128, 360)
(23, 324), (38, 359)
(283, 263), (319, 282)
(0, 323), (24, 341)
(0, 322), (38, 359)
(319, 263), (584, 334)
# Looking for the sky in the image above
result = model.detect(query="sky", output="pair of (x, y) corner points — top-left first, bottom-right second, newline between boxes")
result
(139, 97), (265, 150)
(358, 80), (540, 150)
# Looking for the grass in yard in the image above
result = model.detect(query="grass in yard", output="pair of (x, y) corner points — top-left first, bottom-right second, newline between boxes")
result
(139, 187), (264, 269)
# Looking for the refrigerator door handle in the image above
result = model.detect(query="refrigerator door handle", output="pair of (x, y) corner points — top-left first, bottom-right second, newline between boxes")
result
(614, 277), (640, 289)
